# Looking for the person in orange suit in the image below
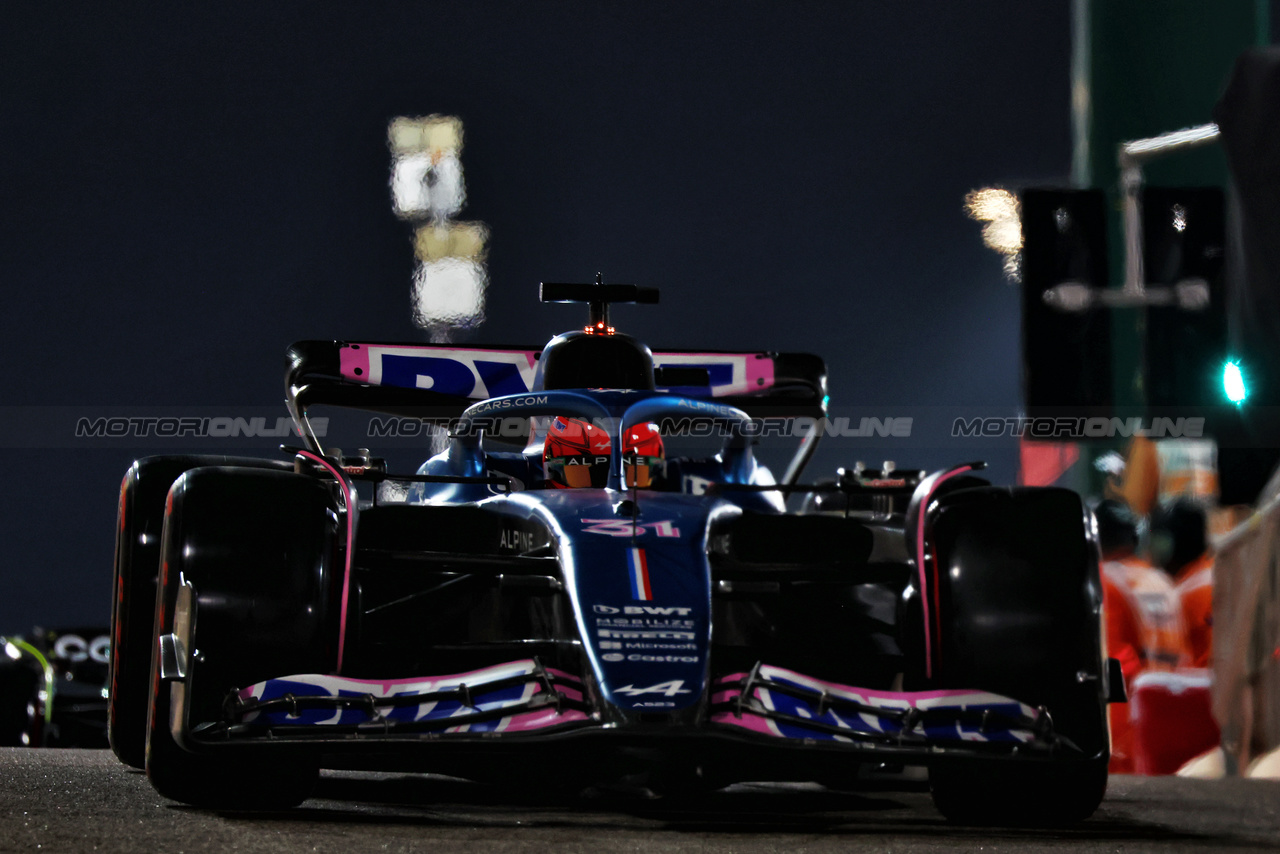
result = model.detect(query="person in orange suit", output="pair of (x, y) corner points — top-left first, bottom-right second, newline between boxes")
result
(1096, 500), (1189, 773)
(1150, 499), (1214, 668)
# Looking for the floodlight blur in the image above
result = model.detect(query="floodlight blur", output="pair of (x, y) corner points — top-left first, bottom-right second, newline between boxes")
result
(982, 219), (1023, 254)
(389, 115), (489, 339)
(412, 257), (488, 334)
(392, 152), (465, 220)
(965, 188), (1022, 280)
(389, 115), (466, 220)
(414, 222), (488, 263)
(389, 115), (463, 156)
(966, 188), (1020, 222)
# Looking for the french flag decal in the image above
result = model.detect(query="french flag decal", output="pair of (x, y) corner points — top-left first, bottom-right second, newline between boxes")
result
(627, 547), (652, 601)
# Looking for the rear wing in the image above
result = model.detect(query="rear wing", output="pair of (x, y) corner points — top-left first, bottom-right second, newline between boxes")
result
(285, 340), (827, 428)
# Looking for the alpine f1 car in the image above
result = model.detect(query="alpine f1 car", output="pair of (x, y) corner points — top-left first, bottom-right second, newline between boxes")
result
(109, 280), (1120, 824)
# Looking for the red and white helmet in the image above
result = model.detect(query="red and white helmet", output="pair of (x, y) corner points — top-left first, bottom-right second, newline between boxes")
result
(544, 417), (613, 489)
(622, 422), (664, 488)
(543, 417), (665, 489)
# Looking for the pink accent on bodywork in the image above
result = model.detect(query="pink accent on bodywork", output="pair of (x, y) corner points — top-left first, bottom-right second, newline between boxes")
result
(915, 465), (976, 680)
(710, 664), (1037, 740)
(554, 686), (585, 703)
(296, 450), (357, 673)
(338, 345), (372, 383)
(744, 355), (775, 393)
(652, 352), (775, 397)
(500, 707), (590, 732)
(713, 666), (1031, 707)
(236, 658), (590, 735)
(338, 343), (539, 395)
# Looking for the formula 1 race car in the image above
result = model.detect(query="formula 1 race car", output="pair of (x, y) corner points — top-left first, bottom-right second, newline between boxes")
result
(108, 280), (1119, 825)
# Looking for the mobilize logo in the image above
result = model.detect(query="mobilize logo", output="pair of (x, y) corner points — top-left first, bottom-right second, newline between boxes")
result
(614, 680), (692, 697)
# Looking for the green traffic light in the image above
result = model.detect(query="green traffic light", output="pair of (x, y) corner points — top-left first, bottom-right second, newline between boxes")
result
(1223, 360), (1247, 405)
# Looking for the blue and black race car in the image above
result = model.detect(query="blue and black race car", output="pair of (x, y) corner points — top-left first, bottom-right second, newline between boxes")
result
(108, 280), (1121, 824)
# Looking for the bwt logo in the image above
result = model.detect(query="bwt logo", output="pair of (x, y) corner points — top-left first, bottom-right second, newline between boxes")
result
(365, 349), (537, 399)
(593, 604), (694, 616)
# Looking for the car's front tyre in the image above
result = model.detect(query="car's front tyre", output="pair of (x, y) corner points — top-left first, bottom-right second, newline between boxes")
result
(929, 756), (1108, 826)
(910, 486), (1109, 825)
(145, 465), (339, 809)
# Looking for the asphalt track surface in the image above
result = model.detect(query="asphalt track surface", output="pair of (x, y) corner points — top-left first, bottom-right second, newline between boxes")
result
(4, 749), (1280, 853)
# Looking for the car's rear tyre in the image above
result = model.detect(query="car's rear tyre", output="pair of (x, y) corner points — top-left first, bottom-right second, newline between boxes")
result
(109, 455), (293, 769)
(145, 466), (339, 809)
(913, 486), (1109, 826)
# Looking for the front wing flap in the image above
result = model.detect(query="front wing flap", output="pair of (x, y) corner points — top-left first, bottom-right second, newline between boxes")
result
(710, 664), (1076, 755)
(207, 659), (590, 740)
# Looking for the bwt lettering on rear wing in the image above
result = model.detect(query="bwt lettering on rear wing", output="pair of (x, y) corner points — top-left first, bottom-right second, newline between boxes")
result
(285, 341), (827, 420)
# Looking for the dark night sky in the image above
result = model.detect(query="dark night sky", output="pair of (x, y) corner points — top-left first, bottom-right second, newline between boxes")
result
(0, 3), (1078, 631)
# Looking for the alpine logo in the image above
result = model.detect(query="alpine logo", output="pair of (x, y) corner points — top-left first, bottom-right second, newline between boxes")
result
(614, 680), (692, 698)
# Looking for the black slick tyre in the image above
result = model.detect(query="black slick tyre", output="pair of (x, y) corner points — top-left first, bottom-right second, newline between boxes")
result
(145, 465), (338, 809)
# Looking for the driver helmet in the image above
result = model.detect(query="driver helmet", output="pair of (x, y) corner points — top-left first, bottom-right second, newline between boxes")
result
(543, 417), (666, 489)
(544, 417), (612, 488)
(622, 422), (665, 488)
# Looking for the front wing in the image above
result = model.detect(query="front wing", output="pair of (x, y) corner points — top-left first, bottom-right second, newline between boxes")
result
(179, 659), (1084, 766)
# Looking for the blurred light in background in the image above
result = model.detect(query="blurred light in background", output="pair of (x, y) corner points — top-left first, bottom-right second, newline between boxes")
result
(965, 187), (1022, 280)
(411, 259), (488, 331)
(389, 115), (466, 219)
(389, 115), (488, 341)
(1222, 360), (1247, 405)
(414, 220), (488, 262)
